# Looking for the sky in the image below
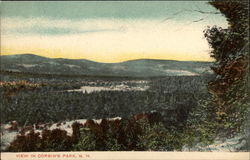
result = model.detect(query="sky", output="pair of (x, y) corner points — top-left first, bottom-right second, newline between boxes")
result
(1, 1), (228, 63)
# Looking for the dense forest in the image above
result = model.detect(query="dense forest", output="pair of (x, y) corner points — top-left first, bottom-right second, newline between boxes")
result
(0, 73), (211, 125)
(1, 71), (215, 151)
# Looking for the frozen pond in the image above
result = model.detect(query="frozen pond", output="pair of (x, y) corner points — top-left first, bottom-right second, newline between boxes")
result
(67, 84), (149, 93)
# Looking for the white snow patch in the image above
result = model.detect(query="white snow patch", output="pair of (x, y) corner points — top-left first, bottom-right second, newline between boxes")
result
(46, 117), (121, 136)
(182, 135), (247, 152)
(68, 84), (149, 93)
(18, 64), (38, 68)
(1, 130), (18, 151)
(64, 64), (80, 68)
(112, 66), (126, 70)
(194, 67), (213, 74)
(164, 69), (198, 76)
(6, 69), (20, 72)
(44, 62), (59, 65)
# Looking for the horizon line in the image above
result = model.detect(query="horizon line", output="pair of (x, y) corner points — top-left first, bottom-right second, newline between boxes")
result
(1, 53), (214, 63)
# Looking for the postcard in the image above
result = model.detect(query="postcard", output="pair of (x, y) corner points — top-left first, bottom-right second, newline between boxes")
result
(0, 1), (249, 160)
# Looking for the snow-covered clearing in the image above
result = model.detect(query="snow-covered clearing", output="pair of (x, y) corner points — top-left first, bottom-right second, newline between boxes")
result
(164, 69), (198, 76)
(67, 84), (149, 93)
(1, 117), (121, 151)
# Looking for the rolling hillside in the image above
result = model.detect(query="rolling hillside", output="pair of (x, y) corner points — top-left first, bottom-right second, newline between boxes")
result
(0, 54), (213, 77)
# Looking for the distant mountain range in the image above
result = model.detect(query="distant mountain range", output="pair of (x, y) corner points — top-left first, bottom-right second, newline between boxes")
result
(0, 54), (213, 77)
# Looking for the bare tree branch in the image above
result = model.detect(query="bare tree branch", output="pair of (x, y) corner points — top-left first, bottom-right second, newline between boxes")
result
(193, 9), (221, 14)
(160, 10), (187, 23)
(193, 18), (204, 22)
(160, 9), (220, 24)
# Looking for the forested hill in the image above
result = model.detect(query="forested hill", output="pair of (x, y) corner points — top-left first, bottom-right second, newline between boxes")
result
(1, 54), (212, 77)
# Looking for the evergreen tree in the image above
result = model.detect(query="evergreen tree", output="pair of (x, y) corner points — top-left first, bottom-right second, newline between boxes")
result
(204, 0), (249, 136)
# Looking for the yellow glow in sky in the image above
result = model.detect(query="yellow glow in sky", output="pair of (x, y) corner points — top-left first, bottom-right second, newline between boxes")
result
(1, 49), (212, 63)
(1, 18), (225, 62)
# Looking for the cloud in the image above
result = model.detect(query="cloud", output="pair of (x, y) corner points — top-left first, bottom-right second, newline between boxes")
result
(1, 17), (227, 35)
(2, 17), (126, 35)
(1, 17), (227, 62)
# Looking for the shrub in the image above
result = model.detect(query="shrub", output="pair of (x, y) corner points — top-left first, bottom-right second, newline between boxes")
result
(73, 128), (98, 151)
(137, 122), (183, 151)
(7, 130), (41, 152)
